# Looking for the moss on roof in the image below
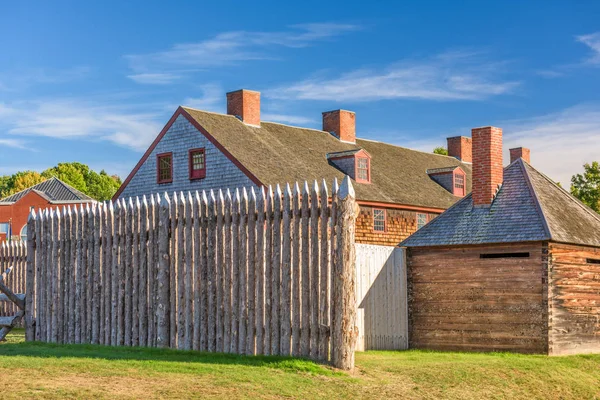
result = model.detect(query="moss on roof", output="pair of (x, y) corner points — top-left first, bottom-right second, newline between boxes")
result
(182, 107), (471, 209)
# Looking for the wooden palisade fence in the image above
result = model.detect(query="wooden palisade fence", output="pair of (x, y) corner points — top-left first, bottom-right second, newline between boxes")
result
(23, 177), (358, 369)
(0, 242), (27, 320)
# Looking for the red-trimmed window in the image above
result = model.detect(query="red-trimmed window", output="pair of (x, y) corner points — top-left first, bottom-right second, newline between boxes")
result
(356, 157), (370, 183)
(157, 152), (173, 184)
(189, 148), (206, 180)
(373, 208), (386, 232)
(454, 172), (465, 196)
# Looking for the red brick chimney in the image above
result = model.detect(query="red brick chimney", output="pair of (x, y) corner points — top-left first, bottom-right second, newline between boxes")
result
(472, 126), (503, 207)
(323, 109), (356, 144)
(226, 89), (260, 126)
(447, 136), (472, 163)
(509, 147), (530, 164)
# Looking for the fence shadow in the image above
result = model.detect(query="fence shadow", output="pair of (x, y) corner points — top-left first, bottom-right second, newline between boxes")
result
(0, 333), (324, 370)
(357, 246), (408, 351)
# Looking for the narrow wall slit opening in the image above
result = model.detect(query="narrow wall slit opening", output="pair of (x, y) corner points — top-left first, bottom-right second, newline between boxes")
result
(586, 258), (600, 264)
(480, 252), (530, 259)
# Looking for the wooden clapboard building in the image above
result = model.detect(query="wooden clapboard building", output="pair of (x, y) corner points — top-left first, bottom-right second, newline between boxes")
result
(114, 89), (474, 246)
(401, 126), (600, 355)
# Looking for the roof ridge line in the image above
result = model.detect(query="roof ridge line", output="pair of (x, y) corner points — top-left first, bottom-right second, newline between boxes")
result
(524, 160), (600, 225)
(519, 159), (552, 240)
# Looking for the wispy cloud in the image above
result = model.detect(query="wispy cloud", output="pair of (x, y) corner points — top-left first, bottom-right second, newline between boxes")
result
(0, 66), (91, 91)
(126, 23), (359, 83)
(0, 138), (30, 150)
(262, 113), (316, 125)
(127, 73), (182, 85)
(577, 32), (600, 64)
(267, 51), (520, 102)
(181, 84), (224, 112)
(1, 99), (163, 151)
(502, 104), (600, 185)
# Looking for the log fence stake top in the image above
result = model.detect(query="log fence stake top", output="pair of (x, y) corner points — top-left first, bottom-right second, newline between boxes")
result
(338, 175), (355, 201)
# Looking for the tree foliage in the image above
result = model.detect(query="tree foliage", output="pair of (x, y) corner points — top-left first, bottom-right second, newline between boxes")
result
(433, 146), (448, 156)
(571, 161), (600, 213)
(0, 162), (122, 201)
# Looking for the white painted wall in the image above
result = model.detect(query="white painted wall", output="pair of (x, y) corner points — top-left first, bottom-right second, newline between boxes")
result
(355, 244), (408, 351)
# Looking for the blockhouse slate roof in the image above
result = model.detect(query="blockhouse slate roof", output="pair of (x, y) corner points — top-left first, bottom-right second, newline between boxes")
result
(181, 107), (472, 210)
(401, 158), (600, 248)
(0, 177), (95, 205)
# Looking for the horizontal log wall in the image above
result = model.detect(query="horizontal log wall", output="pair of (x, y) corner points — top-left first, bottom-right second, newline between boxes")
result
(407, 242), (547, 353)
(0, 242), (27, 320)
(24, 178), (358, 369)
(548, 242), (600, 355)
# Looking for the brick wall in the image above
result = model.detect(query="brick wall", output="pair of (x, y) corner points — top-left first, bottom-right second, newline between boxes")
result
(322, 110), (356, 144)
(447, 136), (472, 163)
(356, 205), (439, 246)
(0, 191), (91, 242)
(472, 126), (503, 207)
(119, 114), (256, 200)
(226, 89), (261, 126)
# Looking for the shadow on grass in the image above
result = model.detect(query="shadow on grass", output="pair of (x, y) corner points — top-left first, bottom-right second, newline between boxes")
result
(0, 332), (337, 375)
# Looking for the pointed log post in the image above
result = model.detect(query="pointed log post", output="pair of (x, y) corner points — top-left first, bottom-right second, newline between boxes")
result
(157, 193), (171, 348)
(177, 192), (186, 350)
(25, 210), (37, 341)
(170, 192), (178, 349)
(110, 201), (119, 346)
(230, 189), (240, 353)
(246, 187), (257, 355)
(132, 197), (141, 347)
(270, 184), (282, 356)
(139, 196), (148, 347)
(147, 195), (156, 347)
(280, 183), (292, 356)
(329, 178), (339, 362)
(215, 190), (225, 353)
(223, 189), (233, 353)
(318, 179), (330, 360)
(332, 176), (357, 371)
(207, 190), (217, 353)
(310, 180), (320, 359)
(238, 188), (248, 355)
(199, 191), (209, 352)
(255, 187), (265, 355)
(291, 182), (301, 356)
(300, 182), (310, 357)
(184, 192), (194, 351)
(263, 186), (273, 355)
(192, 191), (201, 351)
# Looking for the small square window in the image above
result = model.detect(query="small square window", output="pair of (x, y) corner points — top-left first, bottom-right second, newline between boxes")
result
(357, 158), (369, 182)
(189, 148), (206, 180)
(417, 213), (427, 230)
(157, 153), (173, 184)
(0, 223), (9, 234)
(373, 209), (386, 232)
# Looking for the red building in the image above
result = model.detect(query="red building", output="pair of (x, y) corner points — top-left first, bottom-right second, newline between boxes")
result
(0, 177), (96, 242)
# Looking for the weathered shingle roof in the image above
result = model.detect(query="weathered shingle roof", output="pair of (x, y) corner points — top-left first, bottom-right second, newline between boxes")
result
(0, 177), (95, 205)
(401, 159), (600, 248)
(182, 107), (472, 210)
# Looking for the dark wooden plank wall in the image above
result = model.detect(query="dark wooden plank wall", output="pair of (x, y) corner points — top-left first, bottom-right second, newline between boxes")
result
(548, 242), (600, 355)
(407, 242), (548, 353)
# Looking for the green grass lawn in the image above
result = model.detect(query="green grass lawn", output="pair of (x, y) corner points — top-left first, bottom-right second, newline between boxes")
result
(1, 329), (599, 399)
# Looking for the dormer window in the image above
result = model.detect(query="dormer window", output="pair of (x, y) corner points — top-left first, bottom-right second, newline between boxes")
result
(454, 173), (465, 197)
(356, 157), (370, 183)
(327, 148), (371, 184)
(427, 166), (466, 197)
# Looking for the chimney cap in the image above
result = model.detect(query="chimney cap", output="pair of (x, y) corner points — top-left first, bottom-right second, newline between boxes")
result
(322, 109), (356, 115)
(226, 88), (261, 95)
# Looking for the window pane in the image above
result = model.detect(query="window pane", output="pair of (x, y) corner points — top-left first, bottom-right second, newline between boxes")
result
(20, 225), (27, 241)
(373, 209), (385, 232)
(455, 174), (464, 189)
(0, 223), (8, 234)
(357, 158), (369, 181)
(192, 152), (205, 170)
(159, 155), (172, 181)
(417, 213), (427, 229)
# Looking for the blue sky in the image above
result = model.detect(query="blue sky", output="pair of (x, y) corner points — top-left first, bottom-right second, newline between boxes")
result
(1, 1), (599, 185)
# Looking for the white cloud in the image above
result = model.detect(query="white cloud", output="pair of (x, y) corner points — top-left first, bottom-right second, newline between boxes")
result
(126, 23), (359, 83)
(261, 113), (316, 125)
(181, 84), (224, 112)
(577, 32), (600, 64)
(267, 52), (520, 102)
(502, 105), (600, 185)
(0, 138), (30, 150)
(1, 100), (163, 151)
(127, 73), (182, 85)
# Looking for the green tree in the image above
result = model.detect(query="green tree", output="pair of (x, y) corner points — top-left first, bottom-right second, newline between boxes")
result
(42, 163), (88, 194)
(433, 146), (448, 156)
(0, 162), (122, 202)
(12, 171), (47, 193)
(571, 161), (600, 213)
